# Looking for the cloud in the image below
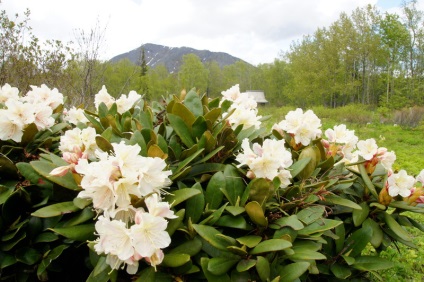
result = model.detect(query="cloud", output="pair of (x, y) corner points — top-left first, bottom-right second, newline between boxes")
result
(1, 0), (411, 65)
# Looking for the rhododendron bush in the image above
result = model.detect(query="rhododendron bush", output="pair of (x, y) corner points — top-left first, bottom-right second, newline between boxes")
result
(1, 83), (424, 281)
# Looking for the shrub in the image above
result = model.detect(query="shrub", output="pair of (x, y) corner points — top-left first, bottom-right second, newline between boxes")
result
(0, 83), (424, 281)
(393, 106), (424, 128)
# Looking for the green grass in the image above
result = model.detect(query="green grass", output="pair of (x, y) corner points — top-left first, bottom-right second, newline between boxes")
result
(259, 105), (424, 281)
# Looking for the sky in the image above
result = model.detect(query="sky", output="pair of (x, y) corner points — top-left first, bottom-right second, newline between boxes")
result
(1, 0), (421, 65)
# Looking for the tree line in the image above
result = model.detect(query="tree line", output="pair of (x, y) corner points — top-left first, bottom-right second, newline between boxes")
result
(2, 1), (424, 109)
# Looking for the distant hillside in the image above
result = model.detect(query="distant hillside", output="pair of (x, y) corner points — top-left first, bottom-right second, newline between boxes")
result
(109, 43), (251, 72)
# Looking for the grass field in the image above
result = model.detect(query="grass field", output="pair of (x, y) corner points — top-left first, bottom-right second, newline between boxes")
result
(259, 105), (424, 281)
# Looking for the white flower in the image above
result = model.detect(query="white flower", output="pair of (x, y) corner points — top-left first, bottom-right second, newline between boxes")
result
(59, 127), (98, 160)
(145, 193), (177, 219)
(0, 109), (24, 142)
(76, 159), (118, 212)
(137, 157), (172, 196)
(144, 249), (165, 271)
(95, 85), (115, 109)
(387, 170), (415, 197)
(94, 216), (134, 261)
(63, 107), (89, 125)
(228, 107), (262, 130)
(116, 91), (141, 114)
(274, 108), (321, 146)
(33, 103), (54, 130)
(23, 84), (63, 109)
(131, 211), (171, 258)
(5, 99), (35, 126)
(356, 138), (378, 160)
(376, 147), (396, 170)
(111, 142), (144, 179)
(236, 138), (293, 188)
(416, 169), (424, 185)
(221, 84), (241, 102)
(0, 83), (19, 104)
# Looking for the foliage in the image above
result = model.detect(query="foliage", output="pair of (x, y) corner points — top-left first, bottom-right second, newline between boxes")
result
(1, 82), (424, 282)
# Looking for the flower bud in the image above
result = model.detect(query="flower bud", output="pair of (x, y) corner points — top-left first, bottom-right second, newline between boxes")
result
(378, 186), (392, 206)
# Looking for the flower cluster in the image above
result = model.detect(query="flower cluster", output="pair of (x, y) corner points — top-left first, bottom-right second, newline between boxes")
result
(221, 84), (262, 130)
(236, 138), (293, 188)
(62, 107), (89, 125)
(272, 108), (322, 148)
(94, 85), (141, 114)
(322, 124), (358, 159)
(0, 84), (63, 142)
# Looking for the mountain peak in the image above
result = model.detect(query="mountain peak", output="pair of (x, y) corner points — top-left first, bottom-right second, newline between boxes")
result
(110, 43), (250, 72)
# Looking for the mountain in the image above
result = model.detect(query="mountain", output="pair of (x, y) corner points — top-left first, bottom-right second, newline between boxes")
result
(109, 43), (251, 72)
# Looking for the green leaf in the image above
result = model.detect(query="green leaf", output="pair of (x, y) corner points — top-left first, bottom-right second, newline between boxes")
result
(165, 188), (201, 207)
(297, 206), (325, 225)
(49, 223), (95, 241)
(167, 113), (194, 147)
(330, 264), (352, 279)
(236, 259), (256, 272)
(352, 202), (370, 227)
(173, 147), (204, 176)
(169, 237), (202, 256)
(161, 253), (190, 267)
(207, 257), (239, 275)
(192, 116), (208, 140)
(223, 165), (244, 206)
(166, 209), (185, 236)
(352, 256), (395, 271)
(200, 257), (231, 282)
(205, 171), (225, 209)
(61, 207), (96, 227)
(37, 245), (68, 277)
(95, 136), (114, 153)
(172, 102), (196, 126)
(363, 218), (383, 248)
(287, 250), (327, 260)
(298, 219), (342, 235)
(225, 206), (245, 216)
(16, 162), (52, 188)
(236, 235), (262, 248)
(0, 154), (18, 179)
(279, 262), (310, 281)
(184, 89), (203, 117)
(269, 215), (304, 230)
(30, 160), (79, 190)
(358, 162), (378, 198)
(256, 256), (271, 282)
(192, 224), (230, 251)
(15, 247), (41, 265)
(247, 177), (274, 206)
(345, 225), (373, 257)
(245, 201), (268, 227)
(289, 157), (311, 178)
(185, 182), (205, 223)
(383, 212), (412, 241)
(34, 232), (59, 243)
(32, 201), (79, 218)
(324, 194), (362, 210)
(0, 252), (17, 268)
(250, 239), (292, 255)
(216, 215), (252, 230)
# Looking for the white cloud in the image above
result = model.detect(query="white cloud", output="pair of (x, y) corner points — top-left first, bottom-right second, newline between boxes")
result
(0, 0), (413, 65)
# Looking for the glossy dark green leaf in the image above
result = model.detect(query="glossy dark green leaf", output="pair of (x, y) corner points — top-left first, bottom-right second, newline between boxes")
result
(236, 235), (262, 248)
(30, 160), (79, 190)
(269, 215), (304, 231)
(297, 206), (325, 225)
(324, 194), (362, 210)
(165, 188), (201, 207)
(167, 113), (194, 148)
(200, 257), (231, 282)
(0, 154), (18, 179)
(223, 165), (244, 206)
(289, 157), (311, 178)
(16, 162), (52, 188)
(49, 223), (95, 241)
(129, 130), (148, 156)
(32, 201), (79, 218)
(166, 209), (185, 236)
(169, 237), (202, 256)
(256, 256), (271, 281)
(34, 232), (59, 243)
(37, 245), (69, 277)
(95, 136), (114, 153)
(250, 239), (292, 255)
(236, 259), (256, 272)
(279, 262), (310, 281)
(216, 215), (252, 230)
(0, 251), (16, 268)
(287, 249), (327, 260)
(298, 219), (342, 236)
(205, 171), (225, 209)
(248, 177), (274, 206)
(363, 218), (383, 248)
(207, 257), (239, 275)
(192, 224), (230, 251)
(383, 212), (412, 241)
(345, 225), (372, 257)
(330, 263), (352, 279)
(245, 201), (268, 227)
(15, 247), (41, 265)
(352, 202), (369, 227)
(172, 102), (196, 127)
(185, 182), (205, 223)
(162, 253), (190, 267)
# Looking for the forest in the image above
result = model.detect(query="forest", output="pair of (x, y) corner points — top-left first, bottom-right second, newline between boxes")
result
(2, 1), (424, 110)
